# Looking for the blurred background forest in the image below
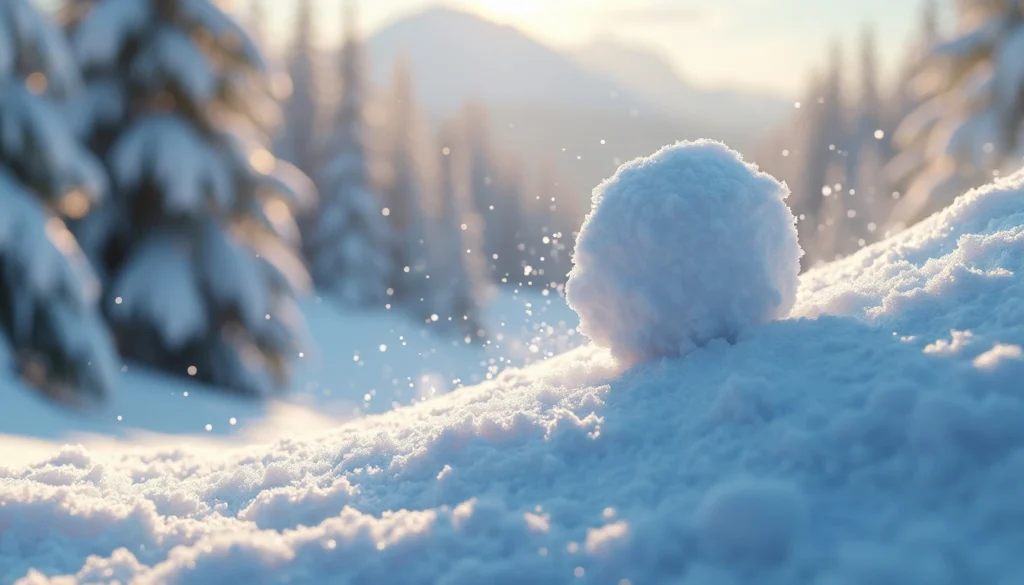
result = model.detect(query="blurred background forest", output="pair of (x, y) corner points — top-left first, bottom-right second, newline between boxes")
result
(3, 0), (1023, 421)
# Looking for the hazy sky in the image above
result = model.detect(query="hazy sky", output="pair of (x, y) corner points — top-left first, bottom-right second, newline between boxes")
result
(247, 0), (948, 99)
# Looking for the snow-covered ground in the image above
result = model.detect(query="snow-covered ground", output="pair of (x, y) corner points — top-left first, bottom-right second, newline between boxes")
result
(0, 288), (580, 450)
(3, 171), (1024, 583)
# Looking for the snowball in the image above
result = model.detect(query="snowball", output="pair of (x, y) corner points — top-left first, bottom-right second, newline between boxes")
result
(566, 140), (801, 364)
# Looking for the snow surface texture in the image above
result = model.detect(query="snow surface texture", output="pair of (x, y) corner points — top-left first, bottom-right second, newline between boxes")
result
(567, 140), (802, 365)
(3, 172), (1024, 583)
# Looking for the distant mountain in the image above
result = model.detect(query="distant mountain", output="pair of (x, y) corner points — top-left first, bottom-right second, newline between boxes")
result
(362, 8), (785, 211)
(571, 39), (792, 139)
(366, 7), (651, 114)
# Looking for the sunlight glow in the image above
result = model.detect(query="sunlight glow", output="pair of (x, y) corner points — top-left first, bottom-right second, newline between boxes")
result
(473, 0), (541, 19)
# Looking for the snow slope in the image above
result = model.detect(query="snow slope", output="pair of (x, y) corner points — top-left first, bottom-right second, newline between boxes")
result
(0, 288), (580, 444)
(3, 173), (1024, 583)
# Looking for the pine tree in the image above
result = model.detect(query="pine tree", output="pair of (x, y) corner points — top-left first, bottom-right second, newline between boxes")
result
(244, 0), (267, 51)
(275, 0), (319, 175)
(845, 28), (893, 251)
(68, 0), (313, 396)
(527, 164), (579, 287)
(305, 0), (392, 306)
(886, 0), (941, 201)
(847, 28), (888, 177)
(0, 0), (118, 402)
(385, 55), (431, 309)
(890, 0), (1024, 226)
(429, 123), (485, 337)
(895, 1), (940, 124)
(496, 158), (531, 284)
(794, 44), (851, 265)
(461, 103), (524, 284)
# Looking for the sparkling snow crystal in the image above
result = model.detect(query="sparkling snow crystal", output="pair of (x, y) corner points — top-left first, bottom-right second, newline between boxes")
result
(566, 140), (802, 364)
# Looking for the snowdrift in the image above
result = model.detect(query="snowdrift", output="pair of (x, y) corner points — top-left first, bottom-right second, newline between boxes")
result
(3, 173), (1024, 584)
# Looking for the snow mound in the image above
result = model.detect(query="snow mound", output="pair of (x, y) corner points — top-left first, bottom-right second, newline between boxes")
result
(566, 140), (801, 365)
(3, 172), (1024, 584)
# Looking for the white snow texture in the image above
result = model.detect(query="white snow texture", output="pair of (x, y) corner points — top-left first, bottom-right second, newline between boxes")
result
(4, 158), (1024, 584)
(567, 140), (802, 365)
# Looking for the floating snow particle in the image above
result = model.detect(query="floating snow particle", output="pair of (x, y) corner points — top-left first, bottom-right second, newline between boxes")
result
(566, 140), (801, 364)
(204, 424), (212, 432)
(379, 344), (388, 352)
(26, 72), (48, 94)
(874, 129), (885, 139)
(114, 296), (123, 305)
(187, 365), (197, 376)
(229, 417), (237, 426)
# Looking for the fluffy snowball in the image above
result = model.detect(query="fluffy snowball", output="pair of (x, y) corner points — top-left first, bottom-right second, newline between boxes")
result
(566, 140), (801, 365)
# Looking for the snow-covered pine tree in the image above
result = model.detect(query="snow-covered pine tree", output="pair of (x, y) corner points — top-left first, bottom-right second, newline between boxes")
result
(794, 44), (852, 265)
(889, 0), (1024, 226)
(495, 157), (533, 286)
(847, 28), (889, 178)
(884, 0), (937, 211)
(886, 0), (941, 200)
(306, 0), (392, 306)
(461, 103), (524, 284)
(429, 122), (485, 337)
(274, 0), (319, 175)
(525, 164), (579, 288)
(243, 0), (267, 51)
(0, 0), (117, 402)
(844, 28), (894, 251)
(67, 0), (314, 396)
(384, 55), (431, 309)
(896, 0), (941, 119)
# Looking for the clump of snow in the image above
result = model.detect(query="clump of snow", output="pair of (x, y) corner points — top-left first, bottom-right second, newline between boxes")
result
(566, 140), (802, 365)
(2, 172), (1024, 583)
(693, 479), (805, 566)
